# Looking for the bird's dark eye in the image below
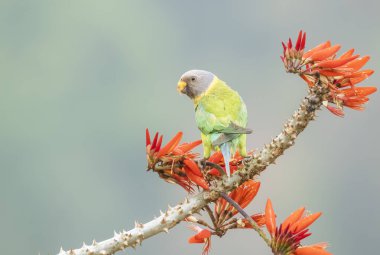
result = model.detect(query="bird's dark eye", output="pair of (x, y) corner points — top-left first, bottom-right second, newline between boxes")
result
(191, 77), (196, 82)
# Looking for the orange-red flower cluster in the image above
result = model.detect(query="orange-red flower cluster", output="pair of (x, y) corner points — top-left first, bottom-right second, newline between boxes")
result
(145, 130), (250, 192)
(214, 180), (264, 226)
(188, 180), (265, 255)
(282, 31), (377, 117)
(265, 199), (332, 255)
(146, 129), (208, 191)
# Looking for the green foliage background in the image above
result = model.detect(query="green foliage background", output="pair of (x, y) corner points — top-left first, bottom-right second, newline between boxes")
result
(1, 1), (379, 254)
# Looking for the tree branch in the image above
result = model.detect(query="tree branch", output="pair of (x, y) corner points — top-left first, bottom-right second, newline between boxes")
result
(57, 81), (329, 255)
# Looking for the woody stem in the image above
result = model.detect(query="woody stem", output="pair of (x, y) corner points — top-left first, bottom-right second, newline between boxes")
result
(204, 205), (218, 228)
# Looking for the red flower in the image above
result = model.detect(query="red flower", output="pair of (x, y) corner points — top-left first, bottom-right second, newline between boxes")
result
(295, 243), (332, 255)
(186, 180), (264, 255)
(327, 86), (377, 116)
(145, 129), (208, 191)
(183, 159), (209, 190)
(214, 180), (261, 226)
(146, 129), (183, 168)
(305, 44), (342, 62)
(281, 31), (377, 117)
(188, 226), (212, 255)
(281, 30), (307, 72)
(265, 199), (330, 255)
(240, 213), (266, 228)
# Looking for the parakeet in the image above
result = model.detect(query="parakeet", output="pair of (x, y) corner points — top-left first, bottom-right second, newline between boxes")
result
(177, 70), (251, 177)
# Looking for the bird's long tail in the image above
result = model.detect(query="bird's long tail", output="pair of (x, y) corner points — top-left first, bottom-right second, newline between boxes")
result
(220, 143), (231, 177)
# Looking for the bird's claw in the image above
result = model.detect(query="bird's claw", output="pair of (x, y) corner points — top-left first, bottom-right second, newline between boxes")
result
(199, 158), (208, 170)
(243, 156), (252, 164)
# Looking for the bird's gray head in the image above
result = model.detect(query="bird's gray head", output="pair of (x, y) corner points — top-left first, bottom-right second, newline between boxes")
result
(177, 70), (215, 99)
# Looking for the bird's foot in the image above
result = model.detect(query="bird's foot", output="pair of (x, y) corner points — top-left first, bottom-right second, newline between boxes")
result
(201, 159), (227, 176)
(243, 156), (252, 164)
(199, 158), (208, 170)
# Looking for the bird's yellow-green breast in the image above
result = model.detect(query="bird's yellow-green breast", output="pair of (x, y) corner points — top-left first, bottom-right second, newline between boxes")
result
(194, 76), (248, 134)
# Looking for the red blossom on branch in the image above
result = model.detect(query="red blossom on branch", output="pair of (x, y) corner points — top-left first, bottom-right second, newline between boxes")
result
(188, 226), (212, 255)
(295, 243), (332, 255)
(240, 213), (266, 228)
(281, 30), (377, 117)
(185, 180), (265, 255)
(214, 180), (261, 226)
(265, 199), (331, 255)
(145, 129), (208, 191)
(145, 130), (252, 192)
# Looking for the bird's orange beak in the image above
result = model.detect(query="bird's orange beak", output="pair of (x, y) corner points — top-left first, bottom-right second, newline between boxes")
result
(177, 80), (187, 93)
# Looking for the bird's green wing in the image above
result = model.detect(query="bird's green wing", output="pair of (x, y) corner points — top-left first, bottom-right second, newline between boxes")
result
(195, 102), (229, 134)
(195, 82), (248, 135)
(211, 133), (240, 146)
(220, 122), (252, 134)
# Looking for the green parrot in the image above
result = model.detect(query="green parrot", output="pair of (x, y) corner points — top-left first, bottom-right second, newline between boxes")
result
(177, 70), (251, 177)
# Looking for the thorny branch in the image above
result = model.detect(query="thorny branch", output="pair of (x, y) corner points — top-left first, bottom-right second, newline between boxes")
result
(57, 80), (329, 255)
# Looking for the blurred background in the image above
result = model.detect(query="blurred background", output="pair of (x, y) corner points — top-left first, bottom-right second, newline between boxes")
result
(1, 1), (379, 254)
